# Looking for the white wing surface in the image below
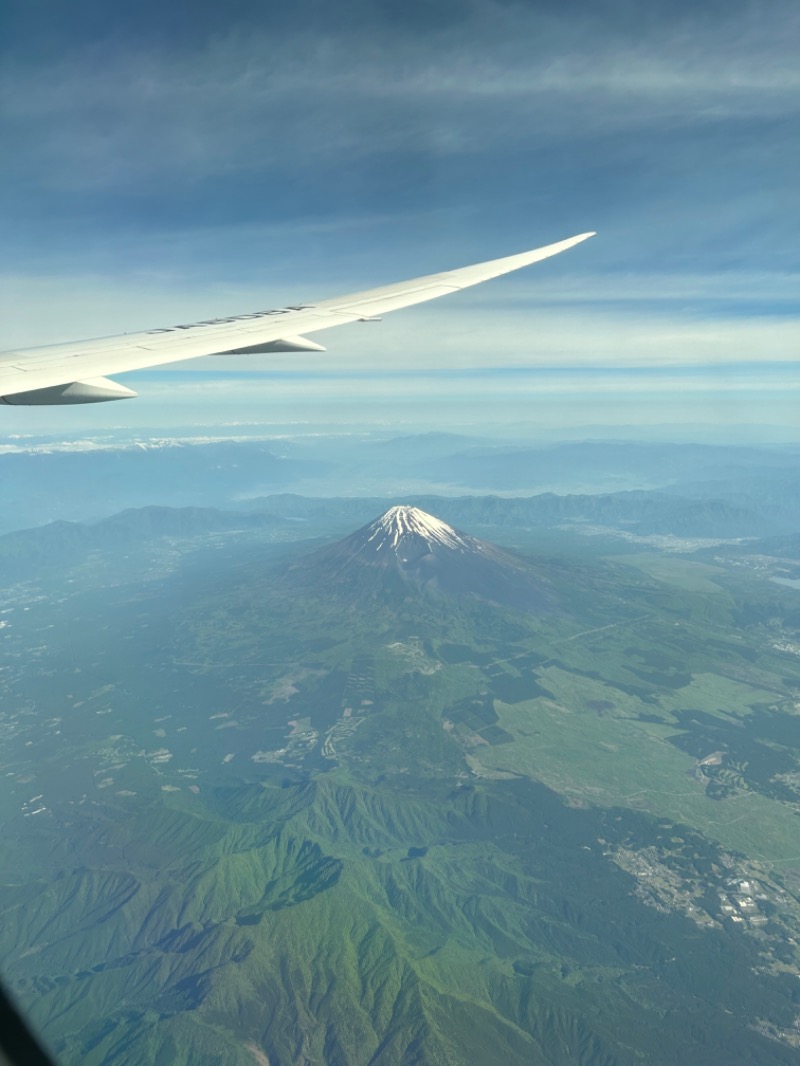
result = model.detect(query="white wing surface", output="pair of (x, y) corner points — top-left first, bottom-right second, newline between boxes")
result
(0, 231), (594, 405)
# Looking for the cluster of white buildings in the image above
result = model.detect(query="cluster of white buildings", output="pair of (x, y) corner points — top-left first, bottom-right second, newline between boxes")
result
(719, 880), (769, 926)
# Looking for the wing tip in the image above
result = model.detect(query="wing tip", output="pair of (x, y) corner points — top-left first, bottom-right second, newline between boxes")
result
(521, 230), (595, 264)
(534, 231), (596, 258)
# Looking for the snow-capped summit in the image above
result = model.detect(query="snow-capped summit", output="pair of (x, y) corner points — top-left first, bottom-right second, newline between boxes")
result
(289, 505), (552, 613)
(365, 506), (476, 557)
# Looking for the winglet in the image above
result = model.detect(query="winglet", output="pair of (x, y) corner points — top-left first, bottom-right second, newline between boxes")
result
(434, 230), (597, 292)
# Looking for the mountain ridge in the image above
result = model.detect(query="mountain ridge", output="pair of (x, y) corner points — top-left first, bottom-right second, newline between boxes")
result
(0, 486), (774, 584)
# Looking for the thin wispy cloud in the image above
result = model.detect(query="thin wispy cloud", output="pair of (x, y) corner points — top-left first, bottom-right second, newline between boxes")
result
(3, 2), (798, 192)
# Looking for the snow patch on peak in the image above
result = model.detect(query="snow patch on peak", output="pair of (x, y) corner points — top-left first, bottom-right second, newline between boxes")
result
(368, 506), (467, 551)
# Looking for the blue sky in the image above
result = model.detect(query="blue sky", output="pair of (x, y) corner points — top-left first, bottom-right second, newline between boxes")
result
(1, 0), (798, 436)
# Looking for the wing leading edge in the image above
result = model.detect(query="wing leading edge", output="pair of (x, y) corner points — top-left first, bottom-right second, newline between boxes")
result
(0, 231), (594, 405)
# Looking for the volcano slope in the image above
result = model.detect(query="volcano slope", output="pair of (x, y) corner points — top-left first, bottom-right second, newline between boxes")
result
(3, 506), (800, 1064)
(286, 505), (555, 613)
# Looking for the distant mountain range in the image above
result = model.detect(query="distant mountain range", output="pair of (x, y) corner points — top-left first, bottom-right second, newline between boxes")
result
(250, 490), (773, 538)
(2, 435), (798, 534)
(422, 440), (800, 493)
(0, 439), (330, 532)
(0, 507), (286, 581)
(0, 484), (791, 586)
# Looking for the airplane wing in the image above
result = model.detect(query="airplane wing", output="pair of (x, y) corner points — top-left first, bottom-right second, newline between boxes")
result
(0, 231), (594, 405)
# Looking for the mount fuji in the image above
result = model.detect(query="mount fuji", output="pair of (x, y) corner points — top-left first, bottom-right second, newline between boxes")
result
(289, 505), (553, 612)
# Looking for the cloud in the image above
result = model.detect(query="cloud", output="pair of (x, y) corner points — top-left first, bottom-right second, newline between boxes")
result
(2, 0), (798, 195)
(0, 0), (795, 317)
